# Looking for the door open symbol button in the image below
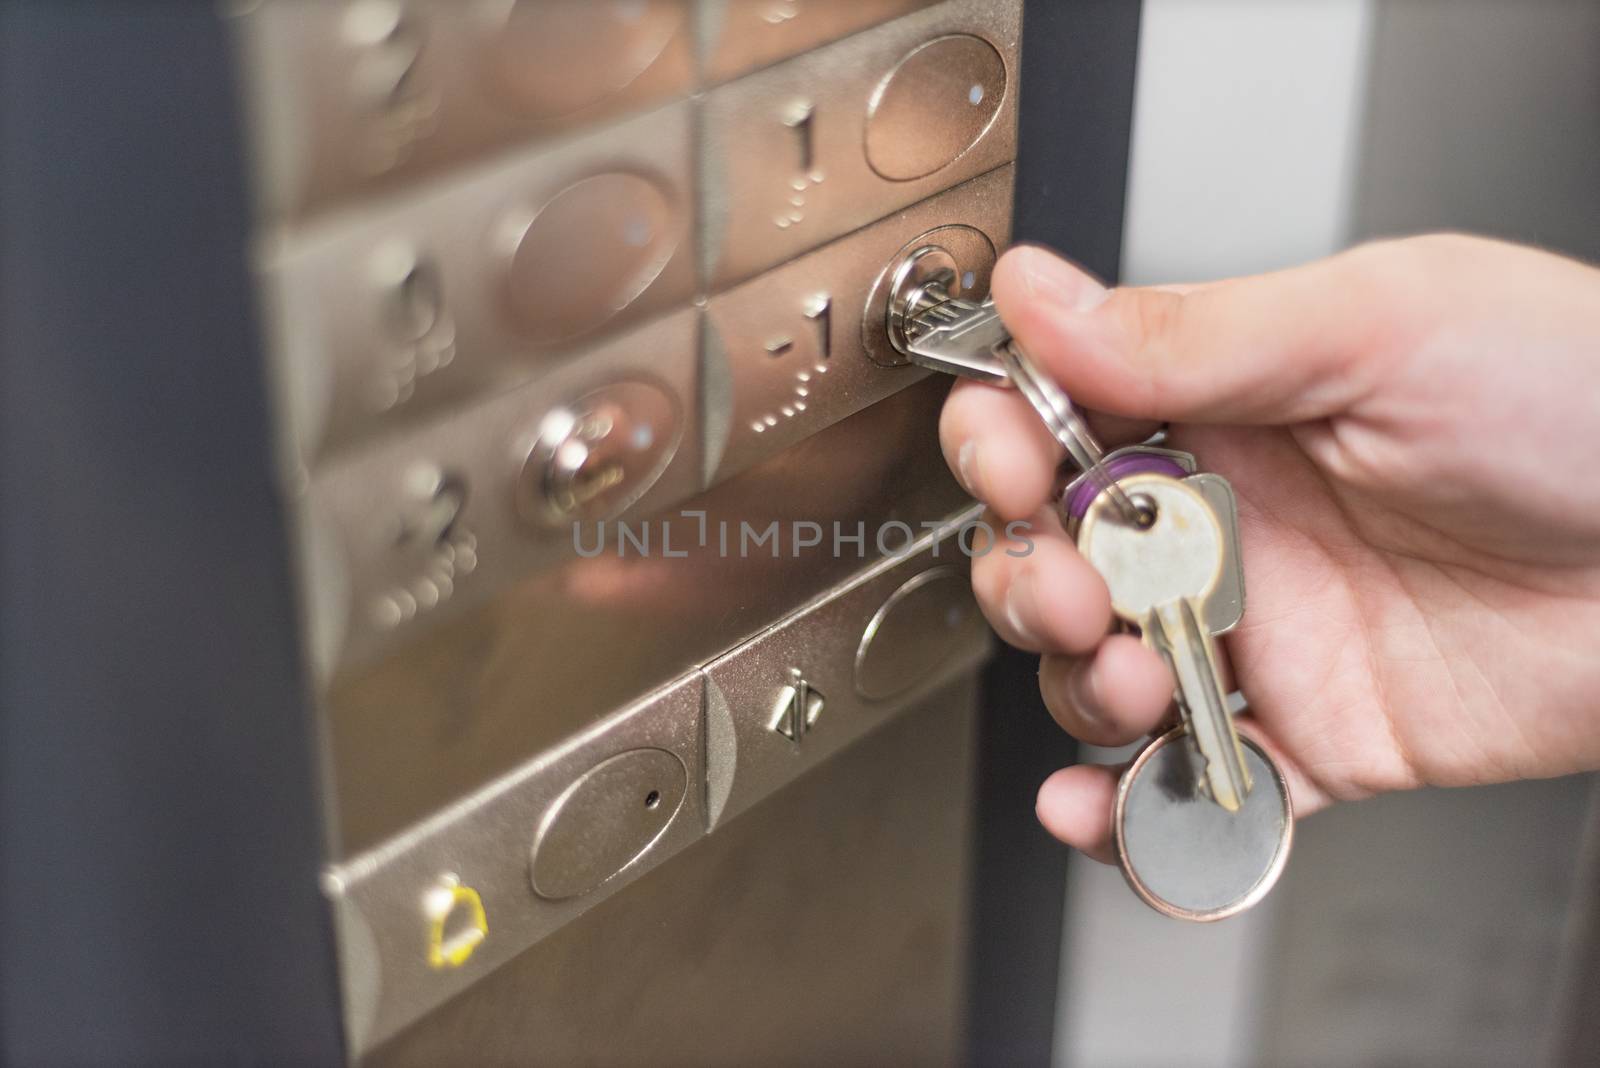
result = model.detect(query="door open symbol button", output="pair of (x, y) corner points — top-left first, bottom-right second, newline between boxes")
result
(769, 670), (824, 743)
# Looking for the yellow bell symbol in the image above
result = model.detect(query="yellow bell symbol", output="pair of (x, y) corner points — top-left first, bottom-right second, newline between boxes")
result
(423, 872), (487, 970)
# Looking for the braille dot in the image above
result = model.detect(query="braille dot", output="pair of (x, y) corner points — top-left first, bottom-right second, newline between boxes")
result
(372, 598), (403, 628)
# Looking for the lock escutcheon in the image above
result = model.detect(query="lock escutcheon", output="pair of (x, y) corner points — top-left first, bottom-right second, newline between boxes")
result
(861, 224), (996, 368)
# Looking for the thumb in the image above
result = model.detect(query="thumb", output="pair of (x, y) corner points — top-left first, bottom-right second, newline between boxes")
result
(991, 244), (1394, 425)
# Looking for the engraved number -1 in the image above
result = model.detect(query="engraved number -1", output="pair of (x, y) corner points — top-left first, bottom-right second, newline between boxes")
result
(761, 294), (830, 360)
(784, 101), (815, 175)
(804, 294), (831, 360)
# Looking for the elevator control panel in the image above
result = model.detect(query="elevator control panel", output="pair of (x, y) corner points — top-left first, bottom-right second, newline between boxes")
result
(235, 1), (1018, 1056)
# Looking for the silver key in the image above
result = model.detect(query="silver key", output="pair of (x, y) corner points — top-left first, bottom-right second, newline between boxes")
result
(1077, 472), (1253, 812)
(888, 251), (1145, 526)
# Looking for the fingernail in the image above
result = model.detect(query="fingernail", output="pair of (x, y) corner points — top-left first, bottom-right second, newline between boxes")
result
(1017, 247), (1111, 312)
(1003, 569), (1043, 646)
(956, 439), (983, 499)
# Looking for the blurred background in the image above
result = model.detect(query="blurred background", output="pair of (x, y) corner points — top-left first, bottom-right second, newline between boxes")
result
(1059, 2), (1600, 1065)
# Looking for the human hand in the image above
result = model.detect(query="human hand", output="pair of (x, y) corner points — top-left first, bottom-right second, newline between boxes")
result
(940, 235), (1600, 860)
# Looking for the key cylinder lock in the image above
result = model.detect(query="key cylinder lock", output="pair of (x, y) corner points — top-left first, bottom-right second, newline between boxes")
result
(862, 225), (996, 368)
(516, 380), (681, 528)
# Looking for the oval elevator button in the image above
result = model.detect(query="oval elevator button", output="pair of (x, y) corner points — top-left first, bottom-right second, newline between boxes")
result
(529, 748), (688, 900)
(855, 566), (990, 702)
(475, 0), (686, 120)
(864, 34), (1007, 182)
(499, 172), (680, 345)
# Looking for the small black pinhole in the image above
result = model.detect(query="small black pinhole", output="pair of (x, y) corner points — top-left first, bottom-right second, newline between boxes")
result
(644, 790), (661, 810)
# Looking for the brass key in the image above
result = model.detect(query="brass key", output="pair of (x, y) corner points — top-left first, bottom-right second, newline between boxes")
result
(1077, 472), (1253, 811)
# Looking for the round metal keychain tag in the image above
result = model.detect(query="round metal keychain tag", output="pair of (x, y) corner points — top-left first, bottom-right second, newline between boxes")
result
(1113, 726), (1295, 922)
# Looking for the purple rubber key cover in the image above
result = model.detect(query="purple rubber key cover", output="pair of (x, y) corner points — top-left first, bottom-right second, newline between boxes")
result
(1065, 454), (1188, 519)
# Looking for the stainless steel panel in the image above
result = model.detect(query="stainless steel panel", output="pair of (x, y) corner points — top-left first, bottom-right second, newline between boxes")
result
(705, 531), (988, 828)
(703, 164), (1011, 483)
(696, 0), (936, 85)
(325, 671), (706, 1056)
(245, 5), (1026, 1051)
(330, 519), (991, 1055)
(261, 101), (696, 465)
(366, 679), (977, 1068)
(324, 379), (969, 853)
(235, 0), (696, 221)
(699, 0), (1020, 288)
(299, 308), (700, 678)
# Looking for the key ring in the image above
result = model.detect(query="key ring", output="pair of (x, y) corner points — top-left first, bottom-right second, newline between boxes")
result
(998, 342), (1147, 526)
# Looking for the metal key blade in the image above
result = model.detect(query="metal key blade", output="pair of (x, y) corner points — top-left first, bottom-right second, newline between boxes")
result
(904, 297), (1011, 384)
(1145, 597), (1252, 811)
(1078, 473), (1254, 812)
